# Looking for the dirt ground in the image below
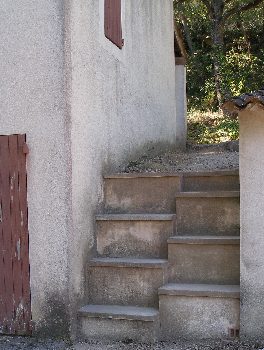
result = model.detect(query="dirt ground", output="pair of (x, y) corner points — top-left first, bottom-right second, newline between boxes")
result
(122, 141), (239, 173)
(0, 336), (263, 350)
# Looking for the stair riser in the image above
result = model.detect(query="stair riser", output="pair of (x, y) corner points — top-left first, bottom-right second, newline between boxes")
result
(79, 317), (160, 343)
(88, 266), (167, 307)
(168, 244), (240, 284)
(183, 175), (239, 192)
(176, 197), (240, 235)
(104, 177), (181, 213)
(97, 220), (175, 258)
(159, 295), (240, 340)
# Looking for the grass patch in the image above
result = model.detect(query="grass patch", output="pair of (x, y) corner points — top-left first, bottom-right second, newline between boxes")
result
(187, 110), (239, 144)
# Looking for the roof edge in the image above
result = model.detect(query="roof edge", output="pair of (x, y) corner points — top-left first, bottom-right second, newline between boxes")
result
(222, 89), (264, 115)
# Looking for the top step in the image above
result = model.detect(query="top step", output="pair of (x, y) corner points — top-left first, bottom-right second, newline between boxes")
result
(103, 170), (239, 214)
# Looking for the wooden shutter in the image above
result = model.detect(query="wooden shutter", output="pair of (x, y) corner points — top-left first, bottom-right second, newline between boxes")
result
(0, 134), (31, 335)
(104, 0), (123, 49)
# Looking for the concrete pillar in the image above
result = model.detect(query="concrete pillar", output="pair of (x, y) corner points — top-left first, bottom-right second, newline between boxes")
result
(239, 105), (264, 340)
(175, 58), (187, 150)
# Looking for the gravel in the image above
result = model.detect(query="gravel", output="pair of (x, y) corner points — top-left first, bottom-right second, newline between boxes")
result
(0, 337), (263, 350)
(122, 142), (239, 173)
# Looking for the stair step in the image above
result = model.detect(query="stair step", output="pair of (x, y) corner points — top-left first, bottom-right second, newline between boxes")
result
(104, 174), (181, 213)
(79, 305), (160, 342)
(158, 283), (240, 340)
(105, 170), (239, 179)
(182, 171), (239, 192)
(104, 171), (239, 214)
(90, 257), (168, 268)
(175, 191), (240, 198)
(96, 214), (175, 259)
(96, 213), (176, 221)
(88, 258), (168, 307)
(167, 236), (240, 284)
(159, 283), (240, 298)
(79, 304), (159, 321)
(168, 235), (240, 245)
(176, 191), (240, 235)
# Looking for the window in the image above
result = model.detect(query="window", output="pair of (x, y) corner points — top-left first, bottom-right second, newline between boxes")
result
(104, 0), (123, 49)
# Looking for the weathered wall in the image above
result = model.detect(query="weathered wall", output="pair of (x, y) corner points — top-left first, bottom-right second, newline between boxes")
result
(0, 0), (176, 337)
(68, 0), (176, 335)
(239, 105), (264, 340)
(0, 0), (72, 336)
(175, 64), (187, 150)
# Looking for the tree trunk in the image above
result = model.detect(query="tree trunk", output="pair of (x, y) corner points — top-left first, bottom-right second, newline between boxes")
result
(211, 0), (225, 107)
(177, 2), (194, 53)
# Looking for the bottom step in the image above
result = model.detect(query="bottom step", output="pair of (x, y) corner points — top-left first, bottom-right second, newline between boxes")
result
(78, 305), (160, 343)
(158, 283), (240, 340)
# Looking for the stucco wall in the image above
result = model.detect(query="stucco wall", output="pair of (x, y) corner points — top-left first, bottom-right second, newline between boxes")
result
(239, 105), (264, 340)
(0, 0), (72, 336)
(68, 0), (176, 335)
(175, 64), (187, 149)
(0, 0), (176, 337)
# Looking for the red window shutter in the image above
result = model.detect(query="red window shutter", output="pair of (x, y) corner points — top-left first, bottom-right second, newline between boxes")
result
(104, 0), (123, 49)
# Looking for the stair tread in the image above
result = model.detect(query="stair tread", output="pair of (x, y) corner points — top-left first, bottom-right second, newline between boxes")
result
(90, 257), (168, 268)
(159, 283), (240, 298)
(96, 213), (176, 221)
(79, 304), (159, 321)
(168, 235), (240, 244)
(104, 170), (239, 179)
(176, 191), (240, 198)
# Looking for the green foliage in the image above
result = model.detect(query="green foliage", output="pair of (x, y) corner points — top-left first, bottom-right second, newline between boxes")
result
(174, 0), (263, 143)
(174, 0), (264, 110)
(188, 111), (239, 144)
(221, 49), (264, 97)
(187, 48), (264, 111)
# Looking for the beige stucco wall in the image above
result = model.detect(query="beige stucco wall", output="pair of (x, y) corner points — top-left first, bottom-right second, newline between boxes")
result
(239, 104), (264, 340)
(175, 64), (187, 149)
(68, 0), (176, 336)
(0, 0), (176, 337)
(0, 0), (72, 336)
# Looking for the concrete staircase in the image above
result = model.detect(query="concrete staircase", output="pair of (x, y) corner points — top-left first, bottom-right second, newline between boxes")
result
(78, 170), (240, 342)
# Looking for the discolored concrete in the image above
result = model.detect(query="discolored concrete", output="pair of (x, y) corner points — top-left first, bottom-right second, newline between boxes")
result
(175, 192), (240, 235)
(168, 236), (240, 284)
(159, 284), (240, 340)
(87, 258), (168, 307)
(104, 176), (181, 213)
(96, 214), (175, 258)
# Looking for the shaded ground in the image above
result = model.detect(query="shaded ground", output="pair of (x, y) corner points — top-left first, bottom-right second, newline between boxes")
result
(123, 142), (239, 174)
(0, 337), (263, 350)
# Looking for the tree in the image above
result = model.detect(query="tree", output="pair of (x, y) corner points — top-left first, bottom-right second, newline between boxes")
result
(174, 0), (264, 107)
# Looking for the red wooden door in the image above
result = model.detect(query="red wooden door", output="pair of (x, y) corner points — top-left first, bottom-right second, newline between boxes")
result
(0, 134), (31, 335)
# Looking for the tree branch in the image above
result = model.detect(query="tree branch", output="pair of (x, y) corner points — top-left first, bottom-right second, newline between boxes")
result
(174, 20), (188, 59)
(224, 0), (264, 20)
(200, 0), (213, 16)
